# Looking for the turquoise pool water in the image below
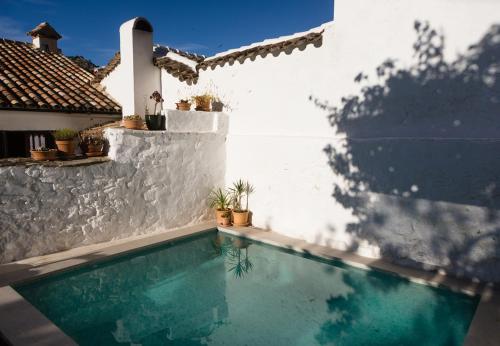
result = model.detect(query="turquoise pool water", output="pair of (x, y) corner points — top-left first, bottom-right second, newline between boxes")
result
(16, 232), (478, 346)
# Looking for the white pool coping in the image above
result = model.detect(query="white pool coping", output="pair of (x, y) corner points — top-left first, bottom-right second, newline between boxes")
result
(0, 222), (497, 345)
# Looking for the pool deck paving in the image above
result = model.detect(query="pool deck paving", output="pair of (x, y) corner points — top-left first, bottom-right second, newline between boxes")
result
(0, 221), (498, 345)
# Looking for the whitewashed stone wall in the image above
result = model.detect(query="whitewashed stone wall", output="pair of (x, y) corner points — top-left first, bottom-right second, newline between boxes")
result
(0, 118), (226, 263)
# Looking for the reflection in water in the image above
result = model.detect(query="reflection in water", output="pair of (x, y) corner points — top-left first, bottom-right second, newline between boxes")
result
(16, 232), (478, 346)
(213, 234), (254, 278)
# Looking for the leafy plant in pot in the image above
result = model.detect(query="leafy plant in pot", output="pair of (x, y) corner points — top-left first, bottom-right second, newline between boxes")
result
(208, 187), (232, 226)
(176, 99), (191, 111)
(230, 179), (255, 227)
(192, 94), (213, 112)
(31, 146), (57, 161)
(122, 115), (144, 130)
(53, 128), (78, 158)
(146, 91), (166, 130)
(80, 135), (104, 157)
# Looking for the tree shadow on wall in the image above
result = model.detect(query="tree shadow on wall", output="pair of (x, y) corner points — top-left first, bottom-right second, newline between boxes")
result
(315, 21), (500, 282)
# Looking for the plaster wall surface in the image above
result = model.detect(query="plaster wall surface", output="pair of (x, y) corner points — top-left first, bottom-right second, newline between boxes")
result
(0, 123), (226, 263)
(0, 111), (119, 131)
(160, 0), (500, 282)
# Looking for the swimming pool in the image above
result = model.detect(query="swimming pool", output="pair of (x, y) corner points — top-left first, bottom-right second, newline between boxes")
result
(16, 231), (478, 345)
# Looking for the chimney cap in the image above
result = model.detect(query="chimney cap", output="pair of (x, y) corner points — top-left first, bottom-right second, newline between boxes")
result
(27, 22), (62, 40)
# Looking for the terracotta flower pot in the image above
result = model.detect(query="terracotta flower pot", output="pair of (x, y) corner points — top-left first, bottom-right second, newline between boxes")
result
(195, 100), (211, 112)
(31, 150), (57, 161)
(122, 119), (144, 130)
(176, 102), (191, 111)
(86, 143), (102, 153)
(55, 139), (75, 157)
(232, 210), (249, 227)
(85, 143), (103, 157)
(215, 209), (231, 226)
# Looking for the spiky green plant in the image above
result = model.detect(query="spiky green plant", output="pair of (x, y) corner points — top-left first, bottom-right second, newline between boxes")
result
(53, 128), (78, 140)
(230, 179), (246, 212)
(230, 179), (254, 212)
(244, 181), (255, 211)
(208, 187), (231, 210)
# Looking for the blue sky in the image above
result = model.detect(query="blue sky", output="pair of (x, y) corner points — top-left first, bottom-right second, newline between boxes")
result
(0, 0), (333, 66)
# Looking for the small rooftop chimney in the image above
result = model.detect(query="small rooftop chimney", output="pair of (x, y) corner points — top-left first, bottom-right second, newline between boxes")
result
(27, 22), (62, 53)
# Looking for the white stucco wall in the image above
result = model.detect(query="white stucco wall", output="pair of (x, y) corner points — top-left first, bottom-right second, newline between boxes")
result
(0, 117), (226, 263)
(0, 111), (119, 131)
(157, 0), (500, 282)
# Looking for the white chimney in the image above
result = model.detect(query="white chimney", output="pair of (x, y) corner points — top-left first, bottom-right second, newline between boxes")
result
(27, 22), (61, 53)
(119, 17), (161, 117)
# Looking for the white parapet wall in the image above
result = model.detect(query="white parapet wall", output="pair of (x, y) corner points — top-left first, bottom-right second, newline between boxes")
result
(0, 114), (226, 263)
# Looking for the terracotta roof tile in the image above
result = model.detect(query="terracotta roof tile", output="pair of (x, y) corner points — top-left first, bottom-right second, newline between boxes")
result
(153, 56), (198, 83)
(198, 30), (324, 71)
(0, 39), (121, 114)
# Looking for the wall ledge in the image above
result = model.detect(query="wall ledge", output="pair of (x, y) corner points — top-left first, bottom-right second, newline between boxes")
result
(0, 156), (111, 168)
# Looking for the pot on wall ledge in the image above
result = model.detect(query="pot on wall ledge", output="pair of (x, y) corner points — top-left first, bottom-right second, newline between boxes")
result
(122, 116), (144, 130)
(55, 140), (76, 158)
(176, 101), (191, 111)
(31, 149), (57, 161)
(232, 210), (249, 227)
(215, 209), (231, 226)
(145, 114), (166, 131)
(85, 144), (104, 157)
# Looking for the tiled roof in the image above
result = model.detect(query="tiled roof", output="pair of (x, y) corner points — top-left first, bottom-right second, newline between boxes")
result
(198, 29), (324, 71)
(93, 52), (121, 83)
(93, 27), (324, 85)
(93, 45), (203, 83)
(153, 56), (198, 83)
(0, 39), (121, 114)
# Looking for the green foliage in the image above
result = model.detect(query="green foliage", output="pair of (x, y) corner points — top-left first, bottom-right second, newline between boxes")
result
(230, 179), (255, 212)
(208, 187), (231, 210)
(123, 115), (142, 120)
(191, 94), (213, 103)
(53, 128), (78, 140)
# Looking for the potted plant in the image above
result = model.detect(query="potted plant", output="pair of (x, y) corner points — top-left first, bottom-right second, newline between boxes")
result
(230, 179), (255, 227)
(208, 187), (232, 226)
(146, 91), (166, 130)
(30, 146), (57, 161)
(211, 97), (224, 112)
(53, 128), (78, 158)
(122, 115), (144, 130)
(80, 135), (104, 157)
(220, 210), (231, 226)
(192, 94), (212, 111)
(176, 99), (191, 111)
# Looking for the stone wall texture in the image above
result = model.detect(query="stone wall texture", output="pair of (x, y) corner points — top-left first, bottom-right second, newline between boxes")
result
(0, 126), (226, 263)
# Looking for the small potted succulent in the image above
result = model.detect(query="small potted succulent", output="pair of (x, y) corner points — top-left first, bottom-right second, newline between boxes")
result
(176, 99), (191, 111)
(53, 128), (78, 158)
(146, 91), (166, 131)
(192, 94), (213, 112)
(31, 146), (57, 161)
(122, 115), (144, 130)
(208, 187), (232, 226)
(230, 179), (255, 227)
(80, 135), (104, 157)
